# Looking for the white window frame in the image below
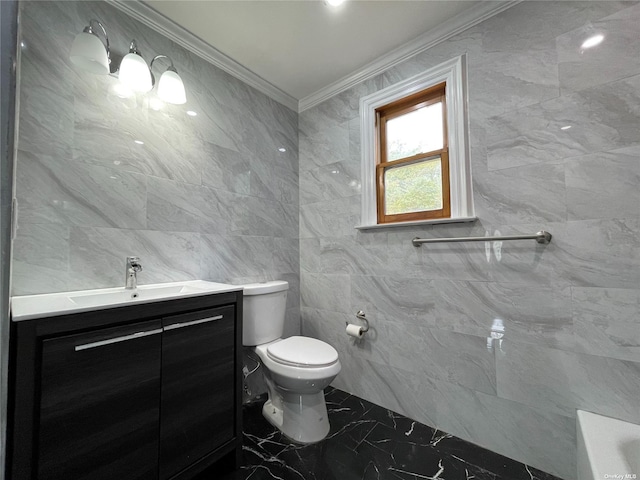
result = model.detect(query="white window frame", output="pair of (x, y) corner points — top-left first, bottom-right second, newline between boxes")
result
(356, 55), (475, 229)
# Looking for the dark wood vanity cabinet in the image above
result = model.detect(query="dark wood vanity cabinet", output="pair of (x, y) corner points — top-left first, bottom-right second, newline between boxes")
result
(160, 307), (235, 480)
(39, 319), (163, 480)
(8, 291), (243, 480)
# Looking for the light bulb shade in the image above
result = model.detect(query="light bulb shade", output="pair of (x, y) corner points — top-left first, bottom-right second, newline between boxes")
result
(70, 31), (109, 75)
(119, 53), (152, 93)
(157, 69), (187, 104)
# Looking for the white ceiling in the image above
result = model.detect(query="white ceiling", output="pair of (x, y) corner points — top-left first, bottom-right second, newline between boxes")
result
(144, 1), (478, 101)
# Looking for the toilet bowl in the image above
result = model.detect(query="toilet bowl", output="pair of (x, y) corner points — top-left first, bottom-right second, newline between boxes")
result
(241, 281), (341, 444)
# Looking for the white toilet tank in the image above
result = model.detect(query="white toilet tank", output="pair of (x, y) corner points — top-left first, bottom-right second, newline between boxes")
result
(242, 280), (288, 346)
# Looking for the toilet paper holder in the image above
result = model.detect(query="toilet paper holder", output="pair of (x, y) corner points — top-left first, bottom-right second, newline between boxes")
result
(346, 310), (370, 333)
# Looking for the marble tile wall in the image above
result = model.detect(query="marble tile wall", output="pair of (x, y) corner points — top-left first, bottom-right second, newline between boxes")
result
(13, 1), (300, 335)
(298, 2), (640, 479)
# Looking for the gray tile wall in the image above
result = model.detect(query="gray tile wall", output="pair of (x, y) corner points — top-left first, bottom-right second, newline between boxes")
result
(12, 1), (640, 478)
(299, 2), (640, 479)
(13, 1), (300, 334)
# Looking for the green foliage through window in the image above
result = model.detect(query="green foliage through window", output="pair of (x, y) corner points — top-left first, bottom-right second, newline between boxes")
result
(384, 158), (442, 215)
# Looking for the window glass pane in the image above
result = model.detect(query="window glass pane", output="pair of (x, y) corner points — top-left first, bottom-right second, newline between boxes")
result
(384, 157), (442, 215)
(386, 102), (443, 162)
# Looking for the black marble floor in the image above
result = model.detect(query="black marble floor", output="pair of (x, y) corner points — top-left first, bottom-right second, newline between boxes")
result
(201, 387), (562, 480)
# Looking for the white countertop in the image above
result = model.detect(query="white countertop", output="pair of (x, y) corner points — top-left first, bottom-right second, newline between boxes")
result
(11, 280), (243, 322)
(577, 410), (640, 480)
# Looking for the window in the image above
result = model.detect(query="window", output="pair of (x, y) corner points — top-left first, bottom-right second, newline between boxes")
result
(358, 55), (474, 229)
(376, 83), (449, 223)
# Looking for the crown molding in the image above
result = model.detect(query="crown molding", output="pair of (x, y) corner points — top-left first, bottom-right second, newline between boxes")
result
(108, 0), (298, 111)
(298, 1), (521, 112)
(108, 1), (519, 114)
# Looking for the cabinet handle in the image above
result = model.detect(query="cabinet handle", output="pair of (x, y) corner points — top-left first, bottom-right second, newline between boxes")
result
(163, 315), (224, 331)
(75, 328), (163, 351)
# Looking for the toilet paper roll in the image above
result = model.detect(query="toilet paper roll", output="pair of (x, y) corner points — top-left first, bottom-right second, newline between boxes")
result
(346, 323), (364, 338)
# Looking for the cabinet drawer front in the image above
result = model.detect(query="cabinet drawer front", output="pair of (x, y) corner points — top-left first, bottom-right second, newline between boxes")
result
(160, 306), (236, 480)
(38, 319), (162, 480)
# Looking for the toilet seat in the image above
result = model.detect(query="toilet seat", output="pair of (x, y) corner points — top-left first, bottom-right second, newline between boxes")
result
(267, 336), (338, 368)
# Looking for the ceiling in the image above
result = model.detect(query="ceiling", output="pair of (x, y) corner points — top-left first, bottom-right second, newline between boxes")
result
(144, 1), (478, 102)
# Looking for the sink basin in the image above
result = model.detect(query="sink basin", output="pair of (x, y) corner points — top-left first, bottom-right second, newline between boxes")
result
(11, 280), (243, 321)
(69, 284), (203, 307)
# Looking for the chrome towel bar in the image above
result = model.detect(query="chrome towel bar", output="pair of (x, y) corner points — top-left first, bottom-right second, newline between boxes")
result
(412, 230), (552, 247)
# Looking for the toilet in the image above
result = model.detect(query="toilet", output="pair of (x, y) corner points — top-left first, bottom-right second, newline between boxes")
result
(242, 280), (341, 444)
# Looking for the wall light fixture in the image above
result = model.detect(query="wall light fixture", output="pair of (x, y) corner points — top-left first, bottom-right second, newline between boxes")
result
(150, 55), (187, 105)
(69, 19), (111, 75)
(70, 18), (187, 104)
(119, 40), (152, 92)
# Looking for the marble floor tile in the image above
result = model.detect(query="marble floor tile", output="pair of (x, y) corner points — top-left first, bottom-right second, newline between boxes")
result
(203, 388), (562, 480)
(427, 376), (576, 480)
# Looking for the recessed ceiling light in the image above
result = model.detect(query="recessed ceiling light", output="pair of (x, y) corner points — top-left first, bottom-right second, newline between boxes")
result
(134, 140), (144, 145)
(326, 0), (345, 6)
(560, 125), (572, 130)
(186, 110), (198, 117)
(581, 34), (604, 50)
(278, 147), (287, 152)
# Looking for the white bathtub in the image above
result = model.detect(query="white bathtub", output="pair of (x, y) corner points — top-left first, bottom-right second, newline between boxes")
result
(577, 410), (640, 480)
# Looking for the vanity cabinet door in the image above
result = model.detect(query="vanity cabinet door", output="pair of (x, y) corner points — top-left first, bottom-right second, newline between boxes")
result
(37, 319), (163, 480)
(159, 306), (236, 480)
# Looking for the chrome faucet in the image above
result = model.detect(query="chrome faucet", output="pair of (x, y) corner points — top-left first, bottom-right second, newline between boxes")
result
(125, 256), (143, 289)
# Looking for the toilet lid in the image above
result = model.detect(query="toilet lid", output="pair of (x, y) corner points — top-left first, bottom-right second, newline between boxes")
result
(267, 336), (338, 368)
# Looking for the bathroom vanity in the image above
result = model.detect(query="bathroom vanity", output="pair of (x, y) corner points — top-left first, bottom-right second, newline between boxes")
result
(7, 281), (243, 480)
